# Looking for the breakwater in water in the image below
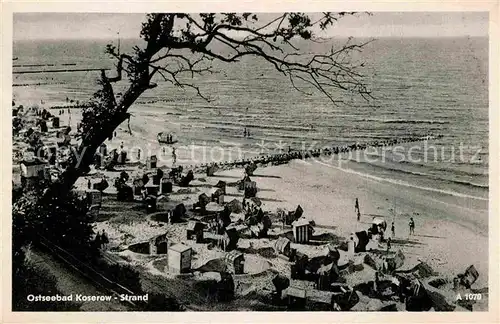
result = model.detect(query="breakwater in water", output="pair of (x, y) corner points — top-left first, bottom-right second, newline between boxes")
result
(180, 134), (443, 173)
(13, 68), (110, 74)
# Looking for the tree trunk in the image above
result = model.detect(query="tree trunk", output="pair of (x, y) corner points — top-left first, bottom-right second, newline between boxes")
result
(28, 78), (151, 206)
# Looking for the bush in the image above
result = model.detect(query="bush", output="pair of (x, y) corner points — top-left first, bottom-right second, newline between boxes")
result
(140, 293), (183, 311)
(12, 263), (80, 311)
(92, 261), (184, 311)
(12, 188), (99, 307)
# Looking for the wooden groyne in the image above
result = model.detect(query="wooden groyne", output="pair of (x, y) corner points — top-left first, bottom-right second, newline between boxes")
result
(13, 82), (66, 87)
(14, 62), (77, 68)
(49, 104), (91, 109)
(13, 68), (110, 74)
(179, 134), (444, 173)
(13, 63), (56, 68)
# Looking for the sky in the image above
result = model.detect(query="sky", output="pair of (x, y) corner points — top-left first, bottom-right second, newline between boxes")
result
(13, 12), (488, 41)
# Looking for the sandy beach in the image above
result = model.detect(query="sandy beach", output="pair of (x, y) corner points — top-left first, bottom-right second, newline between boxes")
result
(11, 29), (489, 311)
(13, 93), (489, 290)
(230, 159), (488, 287)
(57, 145), (486, 312)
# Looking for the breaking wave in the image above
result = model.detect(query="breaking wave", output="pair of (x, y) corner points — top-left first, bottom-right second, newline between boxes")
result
(315, 161), (488, 201)
(349, 159), (489, 190)
(362, 118), (450, 125)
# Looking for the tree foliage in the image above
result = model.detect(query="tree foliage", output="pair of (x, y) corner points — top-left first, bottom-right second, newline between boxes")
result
(13, 261), (81, 311)
(13, 188), (97, 260)
(12, 189), (95, 310)
(105, 12), (372, 102)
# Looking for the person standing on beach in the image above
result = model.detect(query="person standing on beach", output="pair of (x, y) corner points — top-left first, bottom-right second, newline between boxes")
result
(101, 230), (109, 250)
(373, 271), (380, 294)
(94, 232), (102, 249)
(137, 148), (141, 160)
(409, 217), (415, 235)
(355, 198), (361, 221)
(391, 222), (395, 237)
(172, 147), (177, 166)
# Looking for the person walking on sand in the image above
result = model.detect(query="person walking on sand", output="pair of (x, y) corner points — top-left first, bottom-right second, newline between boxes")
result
(391, 221), (395, 237)
(355, 198), (361, 221)
(137, 148), (141, 160)
(172, 147), (177, 166)
(409, 217), (415, 235)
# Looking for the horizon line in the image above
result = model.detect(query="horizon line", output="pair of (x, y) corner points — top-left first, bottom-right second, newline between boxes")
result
(13, 35), (489, 42)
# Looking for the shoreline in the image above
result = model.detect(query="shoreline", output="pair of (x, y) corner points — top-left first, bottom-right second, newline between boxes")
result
(77, 152), (488, 286)
(84, 157), (488, 289)
(220, 160), (489, 286)
(10, 33), (490, 311)
(12, 98), (489, 311)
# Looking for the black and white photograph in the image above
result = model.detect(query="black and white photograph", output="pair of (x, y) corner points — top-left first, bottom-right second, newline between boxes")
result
(5, 7), (495, 315)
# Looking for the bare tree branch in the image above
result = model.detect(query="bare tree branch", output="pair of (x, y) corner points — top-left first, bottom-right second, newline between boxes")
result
(30, 11), (374, 207)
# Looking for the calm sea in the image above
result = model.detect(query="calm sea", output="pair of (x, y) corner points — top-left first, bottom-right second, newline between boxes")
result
(12, 37), (489, 198)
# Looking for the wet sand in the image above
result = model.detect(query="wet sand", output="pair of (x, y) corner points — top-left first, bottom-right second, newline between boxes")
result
(217, 159), (489, 287)
(13, 88), (489, 291)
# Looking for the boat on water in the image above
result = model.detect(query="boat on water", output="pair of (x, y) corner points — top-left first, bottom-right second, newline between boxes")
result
(157, 132), (178, 145)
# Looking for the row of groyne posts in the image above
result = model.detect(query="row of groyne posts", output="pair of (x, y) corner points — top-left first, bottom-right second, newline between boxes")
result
(178, 134), (444, 174)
